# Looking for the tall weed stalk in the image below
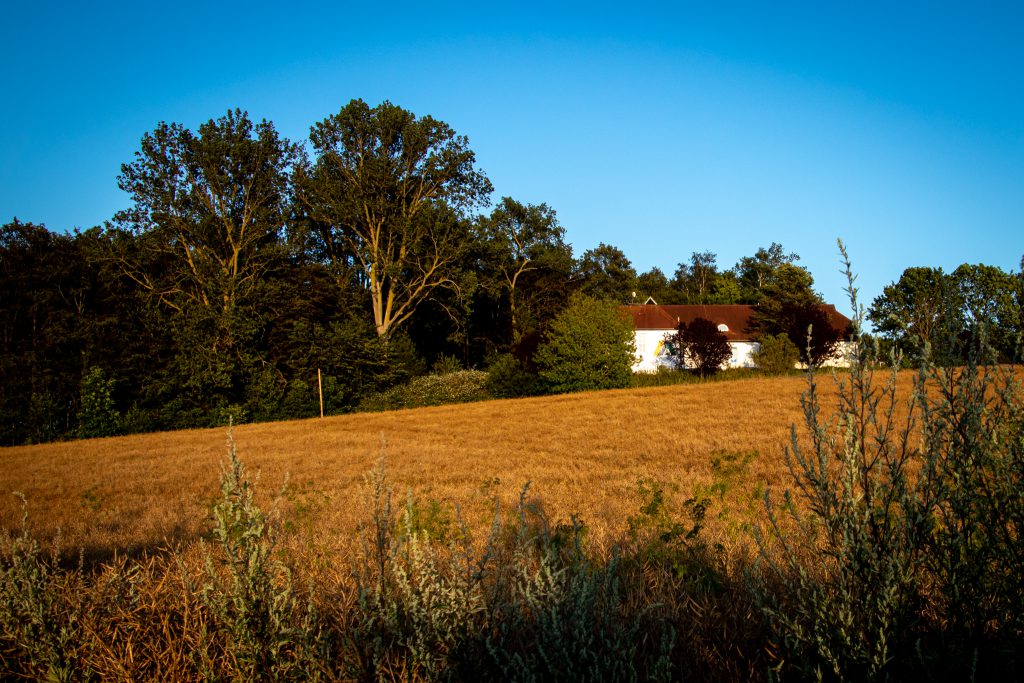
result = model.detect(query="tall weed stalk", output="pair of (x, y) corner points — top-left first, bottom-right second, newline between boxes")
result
(0, 495), (80, 682)
(202, 430), (323, 681)
(756, 241), (1023, 681)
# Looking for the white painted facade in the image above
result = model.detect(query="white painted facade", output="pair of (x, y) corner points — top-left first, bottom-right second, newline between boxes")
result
(623, 303), (855, 373)
(632, 328), (760, 373)
(631, 330), (855, 373)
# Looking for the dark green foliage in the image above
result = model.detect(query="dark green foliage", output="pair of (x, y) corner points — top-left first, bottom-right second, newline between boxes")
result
(633, 266), (675, 304)
(77, 366), (120, 438)
(734, 242), (801, 304)
(749, 263), (848, 366)
(666, 317), (733, 376)
(751, 333), (800, 374)
(867, 266), (952, 359)
(358, 370), (490, 411)
(535, 293), (636, 393)
(576, 242), (638, 304)
(476, 197), (571, 344)
(0, 221), (86, 443)
(486, 353), (542, 398)
(626, 478), (722, 590)
(672, 251), (724, 304)
(116, 109), (298, 324)
(771, 301), (845, 367)
(298, 98), (491, 340)
(868, 262), (1022, 363)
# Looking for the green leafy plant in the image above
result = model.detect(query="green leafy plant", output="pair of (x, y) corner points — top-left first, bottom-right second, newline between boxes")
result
(751, 333), (800, 375)
(202, 431), (320, 680)
(0, 495), (80, 682)
(77, 366), (121, 439)
(626, 478), (721, 590)
(486, 353), (542, 398)
(358, 369), (490, 411)
(535, 292), (636, 393)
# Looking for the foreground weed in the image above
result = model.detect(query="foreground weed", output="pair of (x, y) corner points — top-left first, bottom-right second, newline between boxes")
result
(202, 430), (323, 681)
(351, 455), (493, 680)
(757, 245), (932, 680)
(757, 242), (1024, 681)
(483, 487), (674, 683)
(0, 494), (79, 682)
(627, 477), (723, 591)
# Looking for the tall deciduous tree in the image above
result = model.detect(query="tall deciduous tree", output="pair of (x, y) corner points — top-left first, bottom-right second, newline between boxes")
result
(576, 242), (638, 304)
(117, 109), (299, 326)
(634, 267), (674, 303)
(951, 263), (1019, 360)
(867, 267), (951, 355)
(751, 263), (845, 366)
(673, 251), (720, 304)
(298, 99), (492, 339)
(735, 242), (801, 303)
(478, 197), (565, 339)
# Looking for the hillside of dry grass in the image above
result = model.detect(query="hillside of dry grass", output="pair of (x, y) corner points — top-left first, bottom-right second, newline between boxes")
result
(0, 372), (915, 560)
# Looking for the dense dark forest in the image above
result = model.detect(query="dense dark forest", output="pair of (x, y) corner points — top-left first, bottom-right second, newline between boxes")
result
(2, 101), (1021, 445)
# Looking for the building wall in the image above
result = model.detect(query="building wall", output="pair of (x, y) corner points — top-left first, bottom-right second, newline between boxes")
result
(631, 332), (854, 373)
(631, 329), (759, 373)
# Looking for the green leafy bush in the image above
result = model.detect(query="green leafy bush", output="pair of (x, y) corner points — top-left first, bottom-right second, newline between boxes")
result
(77, 366), (120, 439)
(751, 333), (800, 375)
(486, 353), (542, 398)
(535, 293), (636, 393)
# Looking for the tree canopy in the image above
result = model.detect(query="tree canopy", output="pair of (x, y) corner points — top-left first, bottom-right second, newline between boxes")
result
(535, 293), (636, 393)
(869, 264), (1021, 362)
(576, 243), (637, 304)
(298, 99), (492, 340)
(4, 100), (1019, 445)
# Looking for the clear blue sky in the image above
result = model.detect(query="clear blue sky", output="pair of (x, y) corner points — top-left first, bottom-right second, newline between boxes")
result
(2, 1), (1021, 311)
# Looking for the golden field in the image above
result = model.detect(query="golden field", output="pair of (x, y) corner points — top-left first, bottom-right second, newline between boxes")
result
(0, 372), (916, 560)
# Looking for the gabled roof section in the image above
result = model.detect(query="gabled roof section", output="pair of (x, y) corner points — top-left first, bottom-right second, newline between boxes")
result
(622, 304), (758, 341)
(620, 303), (854, 342)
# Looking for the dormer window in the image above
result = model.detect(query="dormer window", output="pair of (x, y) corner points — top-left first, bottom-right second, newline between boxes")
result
(717, 324), (729, 332)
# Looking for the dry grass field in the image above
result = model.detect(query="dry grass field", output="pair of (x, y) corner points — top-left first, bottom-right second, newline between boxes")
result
(0, 372), (917, 561)
(3, 366), (1022, 681)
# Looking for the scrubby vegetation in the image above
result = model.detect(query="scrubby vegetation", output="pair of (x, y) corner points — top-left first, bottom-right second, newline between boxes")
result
(358, 370), (490, 412)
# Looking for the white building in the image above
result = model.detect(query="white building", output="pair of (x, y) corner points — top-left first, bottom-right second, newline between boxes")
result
(620, 303), (854, 373)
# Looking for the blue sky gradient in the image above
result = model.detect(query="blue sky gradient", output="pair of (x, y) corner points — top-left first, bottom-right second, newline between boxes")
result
(2, 1), (1021, 309)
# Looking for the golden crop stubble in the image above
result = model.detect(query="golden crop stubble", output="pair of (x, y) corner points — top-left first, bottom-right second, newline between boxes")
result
(0, 373), (918, 559)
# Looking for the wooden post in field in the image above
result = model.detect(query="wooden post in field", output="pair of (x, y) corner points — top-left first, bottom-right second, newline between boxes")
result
(317, 368), (324, 418)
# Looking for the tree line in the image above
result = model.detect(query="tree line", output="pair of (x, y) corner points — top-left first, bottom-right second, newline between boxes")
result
(2, 100), (1020, 444)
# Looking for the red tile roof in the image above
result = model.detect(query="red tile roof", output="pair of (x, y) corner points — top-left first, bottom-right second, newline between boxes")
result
(620, 303), (853, 342)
